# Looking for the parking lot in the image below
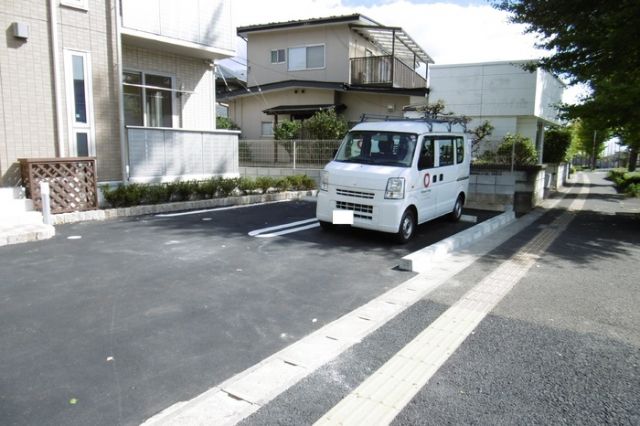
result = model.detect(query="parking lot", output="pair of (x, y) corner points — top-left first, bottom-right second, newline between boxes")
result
(0, 199), (495, 426)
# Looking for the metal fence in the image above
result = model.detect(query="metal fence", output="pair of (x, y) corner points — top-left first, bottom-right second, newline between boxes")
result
(239, 140), (341, 169)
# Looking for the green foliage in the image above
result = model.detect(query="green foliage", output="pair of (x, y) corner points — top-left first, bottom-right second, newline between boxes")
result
(543, 126), (572, 163)
(495, 134), (538, 166)
(493, 0), (640, 171)
(256, 176), (277, 193)
(470, 120), (495, 155)
(100, 175), (314, 207)
(570, 118), (609, 167)
(273, 120), (302, 141)
(607, 169), (640, 197)
(216, 116), (240, 130)
(273, 109), (348, 141)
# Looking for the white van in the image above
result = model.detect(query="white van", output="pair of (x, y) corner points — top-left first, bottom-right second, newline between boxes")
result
(316, 117), (471, 243)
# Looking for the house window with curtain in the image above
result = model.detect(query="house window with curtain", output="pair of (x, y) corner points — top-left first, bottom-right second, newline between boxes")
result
(288, 45), (325, 71)
(123, 71), (174, 128)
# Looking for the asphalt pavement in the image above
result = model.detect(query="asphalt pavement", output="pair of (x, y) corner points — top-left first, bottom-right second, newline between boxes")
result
(1, 172), (638, 425)
(0, 196), (491, 425)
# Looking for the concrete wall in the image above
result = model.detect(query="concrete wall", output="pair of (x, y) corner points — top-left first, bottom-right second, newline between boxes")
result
(0, 0), (121, 184)
(123, 45), (217, 130)
(429, 61), (538, 117)
(467, 166), (546, 213)
(337, 91), (409, 124)
(535, 68), (565, 124)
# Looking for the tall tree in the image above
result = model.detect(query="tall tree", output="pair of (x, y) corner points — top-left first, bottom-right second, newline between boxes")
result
(493, 0), (640, 170)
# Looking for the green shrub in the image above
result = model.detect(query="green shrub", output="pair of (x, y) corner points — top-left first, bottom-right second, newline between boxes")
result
(496, 134), (538, 166)
(607, 169), (640, 196)
(217, 177), (239, 197)
(100, 175), (314, 208)
(238, 177), (258, 195)
(256, 176), (277, 193)
(543, 127), (572, 163)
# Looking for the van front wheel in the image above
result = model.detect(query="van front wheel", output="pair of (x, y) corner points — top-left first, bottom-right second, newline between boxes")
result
(395, 209), (416, 244)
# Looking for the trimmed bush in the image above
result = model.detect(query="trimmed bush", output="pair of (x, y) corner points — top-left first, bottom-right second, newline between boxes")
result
(496, 134), (538, 166)
(608, 169), (640, 197)
(100, 175), (315, 208)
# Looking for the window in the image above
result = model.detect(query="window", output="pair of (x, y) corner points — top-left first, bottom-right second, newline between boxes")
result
(261, 121), (274, 137)
(270, 49), (285, 64)
(418, 138), (435, 170)
(123, 71), (174, 128)
(438, 139), (455, 167)
(455, 137), (464, 164)
(64, 49), (94, 157)
(287, 45), (325, 71)
(335, 132), (417, 167)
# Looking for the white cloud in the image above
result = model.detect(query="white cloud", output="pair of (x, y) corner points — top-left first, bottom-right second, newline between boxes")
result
(227, 0), (547, 65)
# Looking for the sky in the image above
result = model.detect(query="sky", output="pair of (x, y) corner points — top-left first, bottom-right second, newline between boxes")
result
(220, 0), (584, 104)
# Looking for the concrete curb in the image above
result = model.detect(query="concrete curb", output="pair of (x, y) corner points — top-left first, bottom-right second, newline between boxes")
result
(0, 224), (56, 247)
(52, 190), (318, 225)
(399, 209), (517, 273)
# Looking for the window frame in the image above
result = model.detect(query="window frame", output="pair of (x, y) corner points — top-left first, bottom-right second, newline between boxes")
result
(261, 121), (274, 137)
(60, 0), (88, 11)
(287, 44), (326, 71)
(122, 68), (177, 128)
(63, 49), (95, 157)
(270, 49), (285, 64)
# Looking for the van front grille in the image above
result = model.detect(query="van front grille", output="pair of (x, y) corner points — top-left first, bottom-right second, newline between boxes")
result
(336, 201), (373, 220)
(336, 188), (375, 199)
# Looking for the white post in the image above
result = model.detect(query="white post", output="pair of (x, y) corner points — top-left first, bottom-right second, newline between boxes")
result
(40, 181), (52, 225)
(293, 140), (297, 170)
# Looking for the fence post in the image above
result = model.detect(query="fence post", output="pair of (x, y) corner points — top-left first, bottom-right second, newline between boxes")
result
(40, 181), (52, 225)
(293, 140), (297, 170)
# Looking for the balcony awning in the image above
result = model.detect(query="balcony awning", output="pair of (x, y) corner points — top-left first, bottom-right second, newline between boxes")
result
(350, 24), (434, 65)
(263, 104), (346, 115)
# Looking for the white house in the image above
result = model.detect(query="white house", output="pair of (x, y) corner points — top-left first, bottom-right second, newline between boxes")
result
(426, 60), (565, 161)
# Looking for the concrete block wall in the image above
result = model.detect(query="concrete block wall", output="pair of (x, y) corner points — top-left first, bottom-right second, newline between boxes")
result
(468, 167), (546, 213)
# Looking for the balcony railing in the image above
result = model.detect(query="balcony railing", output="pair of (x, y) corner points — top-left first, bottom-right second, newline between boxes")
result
(350, 55), (426, 89)
(126, 126), (239, 182)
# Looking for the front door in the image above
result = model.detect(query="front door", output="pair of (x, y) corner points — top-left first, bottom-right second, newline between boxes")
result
(435, 137), (460, 215)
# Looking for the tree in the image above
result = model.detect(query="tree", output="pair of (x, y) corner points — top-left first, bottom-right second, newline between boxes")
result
(543, 126), (572, 164)
(493, 0), (640, 170)
(470, 120), (495, 156)
(571, 118), (609, 169)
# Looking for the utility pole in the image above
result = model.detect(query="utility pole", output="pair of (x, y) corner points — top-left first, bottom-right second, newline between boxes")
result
(591, 130), (597, 170)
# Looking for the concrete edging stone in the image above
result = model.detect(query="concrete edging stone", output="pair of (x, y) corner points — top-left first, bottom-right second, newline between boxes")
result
(53, 190), (318, 225)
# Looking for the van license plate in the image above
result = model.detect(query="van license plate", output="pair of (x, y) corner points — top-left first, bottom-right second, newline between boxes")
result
(333, 210), (354, 225)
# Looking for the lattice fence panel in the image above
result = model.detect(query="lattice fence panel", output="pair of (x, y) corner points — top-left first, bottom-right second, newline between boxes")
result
(20, 158), (98, 214)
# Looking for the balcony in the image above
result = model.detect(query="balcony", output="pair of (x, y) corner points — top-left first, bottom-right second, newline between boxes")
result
(350, 55), (426, 89)
(120, 0), (235, 60)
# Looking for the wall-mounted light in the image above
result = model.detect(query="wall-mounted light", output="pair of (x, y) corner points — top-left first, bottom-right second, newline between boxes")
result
(12, 22), (29, 40)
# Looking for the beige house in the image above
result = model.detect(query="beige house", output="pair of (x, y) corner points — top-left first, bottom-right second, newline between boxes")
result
(0, 0), (237, 187)
(221, 14), (433, 139)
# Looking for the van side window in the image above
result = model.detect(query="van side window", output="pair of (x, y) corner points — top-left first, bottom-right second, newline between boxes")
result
(418, 138), (435, 170)
(455, 137), (464, 164)
(439, 139), (454, 167)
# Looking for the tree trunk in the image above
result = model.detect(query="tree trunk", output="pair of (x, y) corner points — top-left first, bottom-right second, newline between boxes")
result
(628, 146), (638, 172)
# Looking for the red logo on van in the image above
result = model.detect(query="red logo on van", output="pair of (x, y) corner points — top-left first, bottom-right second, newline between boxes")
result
(423, 173), (431, 188)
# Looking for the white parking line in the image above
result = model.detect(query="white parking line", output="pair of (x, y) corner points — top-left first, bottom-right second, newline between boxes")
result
(155, 200), (291, 217)
(248, 218), (319, 238)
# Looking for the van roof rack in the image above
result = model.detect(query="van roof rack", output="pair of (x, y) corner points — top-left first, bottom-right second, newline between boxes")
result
(358, 113), (469, 132)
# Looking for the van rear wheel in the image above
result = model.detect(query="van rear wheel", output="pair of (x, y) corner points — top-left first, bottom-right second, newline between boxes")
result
(450, 195), (463, 222)
(394, 209), (416, 244)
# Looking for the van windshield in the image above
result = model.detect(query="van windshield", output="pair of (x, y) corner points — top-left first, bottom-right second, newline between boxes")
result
(334, 131), (417, 167)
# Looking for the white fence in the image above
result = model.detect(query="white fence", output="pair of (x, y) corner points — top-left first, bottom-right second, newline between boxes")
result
(239, 140), (341, 169)
(127, 126), (239, 182)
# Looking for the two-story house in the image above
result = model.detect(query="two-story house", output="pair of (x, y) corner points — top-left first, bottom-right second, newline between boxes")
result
(220, 14), (433, 139)
(0, 0), (237, 188)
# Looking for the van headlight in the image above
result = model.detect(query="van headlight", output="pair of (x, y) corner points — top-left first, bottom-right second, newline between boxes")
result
(320, 171), (329, 191)
(385, 177), (405, 199)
